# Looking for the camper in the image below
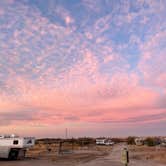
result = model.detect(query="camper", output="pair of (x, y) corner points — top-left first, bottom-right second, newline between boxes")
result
(161, 137), (166, 147)
(135, 137), (145, 146)
(96, 138), (114, 145)
(0, 134), (35, 160)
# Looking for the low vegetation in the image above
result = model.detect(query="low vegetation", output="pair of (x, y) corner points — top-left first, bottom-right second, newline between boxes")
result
(127, 136), (136, 145)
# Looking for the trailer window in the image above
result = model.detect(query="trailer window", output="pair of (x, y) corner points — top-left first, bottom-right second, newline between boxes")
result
(27, 139), (32, 144)
(13, 140), (19, 145)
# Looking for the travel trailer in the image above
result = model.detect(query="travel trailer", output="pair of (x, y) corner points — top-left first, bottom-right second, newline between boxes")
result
(0, 134), (35, 160)
(161, 137), (166, 147)
(96, 138), (114, 145)
(135, 137), (145, 146)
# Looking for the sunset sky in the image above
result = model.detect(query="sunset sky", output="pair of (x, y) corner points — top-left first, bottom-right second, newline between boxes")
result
(0, 0), (166, 137)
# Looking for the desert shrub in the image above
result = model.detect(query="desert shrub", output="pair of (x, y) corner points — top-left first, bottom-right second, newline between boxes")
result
(77, 137), (95, 146)
(127, 136), (136, 145)
(145, 137), (155, 146)
(111, 138), (126, 143)
(36, 138), (62, 144)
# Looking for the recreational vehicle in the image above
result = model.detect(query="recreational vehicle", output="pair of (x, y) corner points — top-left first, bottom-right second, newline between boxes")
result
(0, 134), (35, 160)
(161, 137), (166, 147)
(135, 137), (145, 146)
(96, 138), (114, 145)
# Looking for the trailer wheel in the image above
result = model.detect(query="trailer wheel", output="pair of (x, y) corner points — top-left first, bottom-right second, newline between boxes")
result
(8, 149), (19, 160)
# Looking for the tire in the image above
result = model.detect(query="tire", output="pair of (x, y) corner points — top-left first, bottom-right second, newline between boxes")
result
(8, 149), (19, 160)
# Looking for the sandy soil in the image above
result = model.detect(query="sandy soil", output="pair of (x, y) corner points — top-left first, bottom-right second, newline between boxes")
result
(0, 144), (165, 166)
(129, 145), (166, 166)
(78, 144), (166, 166)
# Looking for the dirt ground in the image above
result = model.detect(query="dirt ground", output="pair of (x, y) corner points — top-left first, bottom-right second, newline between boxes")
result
(0, 143), (165, 166)
(128, 145), (166, 165)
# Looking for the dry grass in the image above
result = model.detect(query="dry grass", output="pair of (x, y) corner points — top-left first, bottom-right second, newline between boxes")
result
(129, 145), (166, 164)
(25, 143), (109, 164)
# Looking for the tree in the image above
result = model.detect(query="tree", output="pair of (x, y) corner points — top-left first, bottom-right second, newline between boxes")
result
(127, 136), (136, 145)
(145, 137), (155, 146)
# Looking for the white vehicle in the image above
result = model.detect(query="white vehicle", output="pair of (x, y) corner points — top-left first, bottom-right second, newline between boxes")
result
(135, 137), (145, 146)
(0, 134), (35, 160)
(96, 138), (114, 146)
(104, 140), (114, 146)
(161, 137), (166, 147)
(96, 138), (106, 145)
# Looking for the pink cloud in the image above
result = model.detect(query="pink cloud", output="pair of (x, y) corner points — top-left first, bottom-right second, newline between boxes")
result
(82, 0), (101, 12)
(0, 49), (165, 128)
(156, 73), (166, 89)
(52, 5), (74, 26)
(138, 30), (166, 90)
(0, 8), (4, 16)
(65, 16), (74, 25)
(103, 55), (114, 63)
(85, 32), (93, 39)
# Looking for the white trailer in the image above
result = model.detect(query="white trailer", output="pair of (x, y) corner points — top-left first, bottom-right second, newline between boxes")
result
(96, 138), (114, 146)
(0, 134), (35, 160)
(96, 138), (106, 145)
(135, 137), (145, 146)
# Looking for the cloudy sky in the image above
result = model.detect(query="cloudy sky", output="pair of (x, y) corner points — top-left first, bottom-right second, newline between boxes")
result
(0, 0), (166, 137)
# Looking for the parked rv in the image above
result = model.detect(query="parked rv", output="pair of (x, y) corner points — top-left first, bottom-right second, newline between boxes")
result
(96, 138), (114, 146)
(135, 137), (145, 146)
(0, 134), (35, 160)
(96, 138), (106, 145)
(161, 137), (166, 147)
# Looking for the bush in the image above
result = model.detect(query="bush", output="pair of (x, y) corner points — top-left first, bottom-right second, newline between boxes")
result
(111, 138), (125, 143)
(145, 137), (155, 146)
(77, 137), (95, 146)
(127, 136), (136, 145)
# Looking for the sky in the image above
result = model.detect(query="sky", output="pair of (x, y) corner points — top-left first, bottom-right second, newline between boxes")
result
(0, 0), (166, 138)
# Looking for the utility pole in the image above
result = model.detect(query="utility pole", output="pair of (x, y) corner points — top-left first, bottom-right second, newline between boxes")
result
(65, 128), (68, 139)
